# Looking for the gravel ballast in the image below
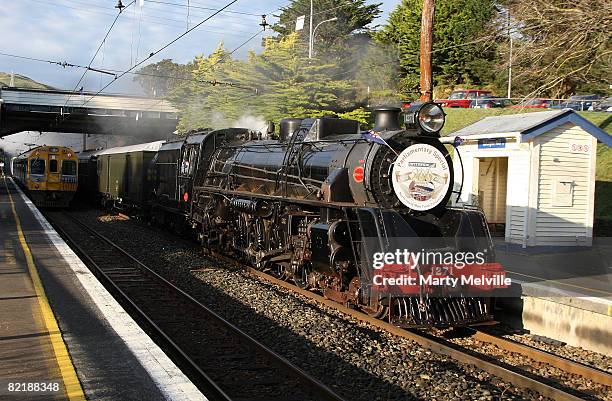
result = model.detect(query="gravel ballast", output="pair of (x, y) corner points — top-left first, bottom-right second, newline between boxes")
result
(67, 207), (610, 401)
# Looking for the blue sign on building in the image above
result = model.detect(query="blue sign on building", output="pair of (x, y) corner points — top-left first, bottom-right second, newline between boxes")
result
(478, 138), (506, 149)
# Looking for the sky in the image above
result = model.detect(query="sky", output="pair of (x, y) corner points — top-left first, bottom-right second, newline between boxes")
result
(0, 0), (402, 94)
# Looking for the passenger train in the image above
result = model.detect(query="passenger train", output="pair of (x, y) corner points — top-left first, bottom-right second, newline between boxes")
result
(12, 146), (78, 207)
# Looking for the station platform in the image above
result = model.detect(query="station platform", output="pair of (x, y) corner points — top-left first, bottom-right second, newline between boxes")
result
(0, 176), (208, 401)
(493, 240), (612, 354)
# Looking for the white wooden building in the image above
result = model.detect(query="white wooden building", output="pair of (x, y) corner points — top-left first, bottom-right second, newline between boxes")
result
(441, 110), (611, 247)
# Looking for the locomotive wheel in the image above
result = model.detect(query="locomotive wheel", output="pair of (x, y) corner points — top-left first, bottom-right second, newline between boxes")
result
(361, 293), (389, 319)
(363, 304), (388, 319)
(293, 263), (311, 289)
(269, 263), (289, 281)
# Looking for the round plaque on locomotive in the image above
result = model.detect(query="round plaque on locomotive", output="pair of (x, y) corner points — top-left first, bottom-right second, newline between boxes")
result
(391, 143), (451, 211)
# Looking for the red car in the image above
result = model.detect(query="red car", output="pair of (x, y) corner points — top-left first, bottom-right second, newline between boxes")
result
(436, 89), (493, 108)
(510, 98), (551, 109)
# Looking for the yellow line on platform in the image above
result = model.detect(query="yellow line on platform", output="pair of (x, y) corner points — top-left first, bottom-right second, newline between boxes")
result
(3, 177), (86, 401)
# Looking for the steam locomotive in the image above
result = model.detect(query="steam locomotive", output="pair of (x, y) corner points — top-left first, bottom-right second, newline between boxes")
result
(80, 103), (507, 327)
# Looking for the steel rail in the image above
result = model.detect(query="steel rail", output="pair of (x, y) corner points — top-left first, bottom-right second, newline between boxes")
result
(470, 329), (612, 387)
(47, 212), (347, 401)
(45, 212), (232, 401)
(204, 255), (597, 401)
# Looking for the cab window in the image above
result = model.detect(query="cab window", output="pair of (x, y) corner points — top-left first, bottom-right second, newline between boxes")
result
(180, 147), (197, 176)
(30, 159), (45, 175)
(62, 160), (77, 175)
(49, 159), (58, 173)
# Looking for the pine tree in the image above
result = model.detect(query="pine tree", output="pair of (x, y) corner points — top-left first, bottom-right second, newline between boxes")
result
(169, 34), (357, 132)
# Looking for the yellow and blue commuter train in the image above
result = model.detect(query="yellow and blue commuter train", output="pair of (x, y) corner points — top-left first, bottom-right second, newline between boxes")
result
(12, 146), (78, 207)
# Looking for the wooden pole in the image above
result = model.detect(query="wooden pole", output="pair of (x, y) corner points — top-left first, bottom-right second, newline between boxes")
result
(419, 0), (435, 102)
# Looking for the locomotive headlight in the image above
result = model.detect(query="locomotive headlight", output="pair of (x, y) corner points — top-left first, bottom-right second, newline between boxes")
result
(403, 102), (446, 134)
(418, 103), (445, 133)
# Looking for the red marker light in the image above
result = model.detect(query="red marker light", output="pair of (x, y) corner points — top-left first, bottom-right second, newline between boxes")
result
(183, 192), (189, 202)
(353, 166), (365, 183)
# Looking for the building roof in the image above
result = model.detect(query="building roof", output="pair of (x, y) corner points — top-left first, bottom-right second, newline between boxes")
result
(96, 140), (165, 156)
(448, 109), (612, 146)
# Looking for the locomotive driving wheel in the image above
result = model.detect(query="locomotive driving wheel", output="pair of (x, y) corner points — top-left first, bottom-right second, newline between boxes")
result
(292, 262), (312, 289)
(363, 300), (389, 319)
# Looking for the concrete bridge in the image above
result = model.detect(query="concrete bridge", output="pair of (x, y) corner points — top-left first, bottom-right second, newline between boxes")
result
(0, 87), (178, 137)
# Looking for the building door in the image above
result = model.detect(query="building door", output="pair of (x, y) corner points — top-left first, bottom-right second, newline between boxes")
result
(476, 157), (508, 233)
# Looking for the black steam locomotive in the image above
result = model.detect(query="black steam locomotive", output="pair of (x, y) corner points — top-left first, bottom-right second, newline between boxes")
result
(80, 103), (507, 327)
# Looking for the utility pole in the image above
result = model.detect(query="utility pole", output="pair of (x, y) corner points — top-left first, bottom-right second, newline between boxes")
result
(419, 0), (435, 102)
(507, 11), (512, 99)
(308, 0), (314, 59)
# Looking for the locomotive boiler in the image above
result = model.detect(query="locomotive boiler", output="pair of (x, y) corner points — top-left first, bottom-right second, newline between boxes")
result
(188, 103), (507, 326)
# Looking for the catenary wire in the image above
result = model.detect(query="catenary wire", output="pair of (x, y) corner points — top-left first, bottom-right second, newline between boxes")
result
(63, 1), (135, 110)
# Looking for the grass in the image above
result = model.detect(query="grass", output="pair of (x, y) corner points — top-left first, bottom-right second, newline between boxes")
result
(440, 108), (612, 136)
(440, 108), (612, 221)
(0, 72), (54, 90)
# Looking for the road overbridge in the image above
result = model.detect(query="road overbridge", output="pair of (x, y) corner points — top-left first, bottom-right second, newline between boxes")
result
(0, 87), (178, 137)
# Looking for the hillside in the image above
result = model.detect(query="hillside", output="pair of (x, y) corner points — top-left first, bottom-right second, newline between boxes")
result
(0, 72), (54, 90)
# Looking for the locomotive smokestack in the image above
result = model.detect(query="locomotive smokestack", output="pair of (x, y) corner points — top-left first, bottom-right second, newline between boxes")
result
(279, 118), (303, 141)
(373, 107), (402, 131)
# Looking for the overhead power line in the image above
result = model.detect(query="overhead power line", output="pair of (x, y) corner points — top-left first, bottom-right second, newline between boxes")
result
(0, 52), (85, 69)
(63, 0), (241, 115)
(0, 50), (253, 90)
(22, 0), (256, 35)
(64, 1), (135, 109)
(94, 26), (266, 136)
(145, 0), (261, 17)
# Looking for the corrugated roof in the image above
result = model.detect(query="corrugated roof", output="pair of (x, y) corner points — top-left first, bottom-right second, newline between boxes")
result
(449, 109), (612, 146)
(96, 140), (165, 155)
(452, 110), (568, 136)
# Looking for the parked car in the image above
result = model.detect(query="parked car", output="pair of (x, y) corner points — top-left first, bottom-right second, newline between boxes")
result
(436, 89), (493, 108)
(470, 97), (514, 108)
(551, 94), (602, 111)
(593, 97), (612, 112)
(509, 98), (552, 109)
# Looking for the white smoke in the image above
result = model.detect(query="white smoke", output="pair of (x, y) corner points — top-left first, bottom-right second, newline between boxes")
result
(211, 111), (227, 129)
(233, 114), (267, 132)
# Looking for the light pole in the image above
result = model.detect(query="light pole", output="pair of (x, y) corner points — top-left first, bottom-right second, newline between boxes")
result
(507, 10), (513, 99)
(310, 17), (338, 58)
(308, 0), (314, 59)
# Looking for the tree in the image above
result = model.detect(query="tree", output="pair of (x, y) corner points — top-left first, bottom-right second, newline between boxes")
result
(504, 0), (611, 97)
(133, 59), (190, 97)
(354, 43), (402, 105)
(169, 34), (357, 132)
(376, 0), (498, 98)
(273, 0), (381, 61)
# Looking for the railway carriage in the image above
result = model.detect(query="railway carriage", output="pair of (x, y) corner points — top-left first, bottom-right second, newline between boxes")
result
(12, 146), (78, 207)
(94, 141), (164, 211)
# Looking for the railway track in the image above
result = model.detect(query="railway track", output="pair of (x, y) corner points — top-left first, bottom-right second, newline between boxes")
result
(44, 211), (346, 401)
(458, 328), (612, 388)
(217, 255), (612, 401)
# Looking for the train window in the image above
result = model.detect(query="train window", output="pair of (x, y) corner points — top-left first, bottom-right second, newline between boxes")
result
(62, 160), (77, 175)
(180, 147), (197, 176)
(30, 159), (45, 175)
(50, 159), (58, 173)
